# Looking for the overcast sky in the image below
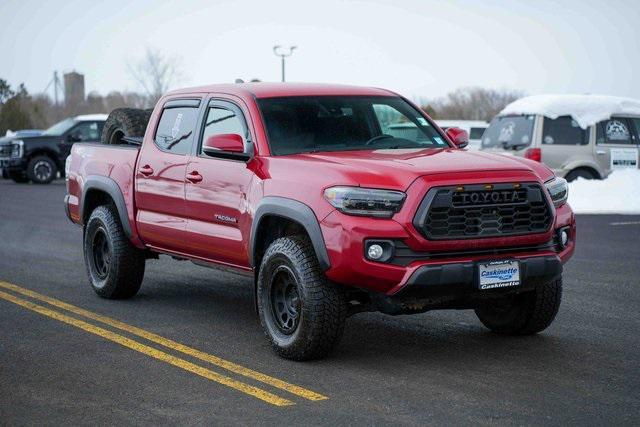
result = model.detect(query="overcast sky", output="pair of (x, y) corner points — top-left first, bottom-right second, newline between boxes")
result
(1, 0), (639, 102)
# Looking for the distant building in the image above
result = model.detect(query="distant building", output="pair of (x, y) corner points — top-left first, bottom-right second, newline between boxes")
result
(64, 71), (85, 108)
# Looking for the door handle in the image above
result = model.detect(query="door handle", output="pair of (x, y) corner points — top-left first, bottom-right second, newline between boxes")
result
(186, 171), (203, 183)
(139, 165), (154, 176)
(596, 150), (606, 155)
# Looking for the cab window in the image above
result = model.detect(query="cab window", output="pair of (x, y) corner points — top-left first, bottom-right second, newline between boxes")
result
(542, 116), (588, 145)
(469, 127), (486, 140)
(154, 107), (199, 154)
(596, 118), (635, 145)
(70, 121), (103, 142)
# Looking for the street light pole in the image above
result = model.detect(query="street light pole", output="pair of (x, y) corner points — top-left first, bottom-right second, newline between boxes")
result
(273, 45), (297, 82)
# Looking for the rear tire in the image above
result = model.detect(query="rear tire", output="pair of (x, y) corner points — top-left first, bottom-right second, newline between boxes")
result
(475, 277), (562, 335)
(565, 168), (596, 182)
(83, 205), (146, 299)
(257, 236), (347, 360)
(102, 108), (152, 145)
(26, 155), (57, 184)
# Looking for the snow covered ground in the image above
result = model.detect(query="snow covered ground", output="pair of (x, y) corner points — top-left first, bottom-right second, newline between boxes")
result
(568, 169), (640, 214)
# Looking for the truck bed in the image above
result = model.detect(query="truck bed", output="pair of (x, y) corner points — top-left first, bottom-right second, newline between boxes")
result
(66, 143), (141, 244)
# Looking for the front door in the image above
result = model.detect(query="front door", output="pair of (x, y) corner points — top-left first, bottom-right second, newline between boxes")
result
(135, 99), (202, 253)
(594, 117), (640, 175)
(60, 120), (104, 159)
(183, 98), (255, 269)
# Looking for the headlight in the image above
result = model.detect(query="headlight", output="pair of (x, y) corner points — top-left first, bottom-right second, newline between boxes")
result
(10, 140), (24, 158)
(324, 186), (406, 218)
(545, 176), (568, 208)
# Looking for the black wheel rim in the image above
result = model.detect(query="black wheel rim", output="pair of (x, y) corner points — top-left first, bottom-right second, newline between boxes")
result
(34, 160), (52, 181)
(91, 227), (111, 280)
(270, 266), (301, 335)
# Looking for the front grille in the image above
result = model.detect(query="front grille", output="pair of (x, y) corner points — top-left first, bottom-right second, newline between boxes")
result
(413, 183), (553, 240)
(0, 145), (11, 158)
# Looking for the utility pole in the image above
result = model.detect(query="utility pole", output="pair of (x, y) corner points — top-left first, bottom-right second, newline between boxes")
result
(53, 71), (60, 106)
(43, 71), (63, 106)
(273, 45), (297, 82)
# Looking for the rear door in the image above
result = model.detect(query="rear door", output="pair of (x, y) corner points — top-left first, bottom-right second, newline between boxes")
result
(135, 98), (202, 253)
(594, 117), (639, 175)
(182, 97), (255, 268)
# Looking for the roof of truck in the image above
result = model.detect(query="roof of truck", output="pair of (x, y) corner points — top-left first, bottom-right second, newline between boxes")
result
(75, 114), (108, 121)
(166, 82), (397, 99)
(499, 94), (640, 128)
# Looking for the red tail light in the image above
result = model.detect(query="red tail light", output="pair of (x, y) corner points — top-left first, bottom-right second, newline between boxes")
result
(524, 148), (542, 162)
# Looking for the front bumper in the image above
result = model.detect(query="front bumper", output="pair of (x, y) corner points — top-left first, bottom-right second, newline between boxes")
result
(0, 157), (28, 176)
(397, 255), (561, 298)
(320, 202), (575, 296)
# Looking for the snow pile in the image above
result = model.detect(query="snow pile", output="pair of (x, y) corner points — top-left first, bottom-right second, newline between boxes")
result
(500, 94), (640, 129)
(568, 169), (640, 214)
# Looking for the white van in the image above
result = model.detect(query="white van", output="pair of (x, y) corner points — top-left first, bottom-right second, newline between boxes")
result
(480, 95), (640, 181)
(435, 120), (488, 150)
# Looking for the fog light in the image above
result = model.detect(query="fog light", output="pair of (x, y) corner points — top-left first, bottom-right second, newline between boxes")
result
(367, 244), (384, 260)
(560, 229), (569, 247)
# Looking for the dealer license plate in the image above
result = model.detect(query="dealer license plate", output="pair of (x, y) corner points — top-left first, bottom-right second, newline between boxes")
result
(478, 260), (520, 290)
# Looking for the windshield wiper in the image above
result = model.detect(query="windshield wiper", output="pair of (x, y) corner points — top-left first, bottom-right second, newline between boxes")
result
(364, 134), (395, 146)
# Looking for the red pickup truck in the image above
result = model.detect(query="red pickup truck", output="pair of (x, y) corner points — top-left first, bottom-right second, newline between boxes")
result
(65, 83), (575, 360)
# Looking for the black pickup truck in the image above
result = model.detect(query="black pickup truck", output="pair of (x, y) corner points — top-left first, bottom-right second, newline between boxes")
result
(0, 114), (107, 184)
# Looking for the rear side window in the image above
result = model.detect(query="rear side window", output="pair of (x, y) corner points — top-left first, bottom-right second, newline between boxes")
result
(469, 127), (486, 139)
(154, 107), (199, 155)
(596, 118), (635, 145)
(542, 116), (588, 145)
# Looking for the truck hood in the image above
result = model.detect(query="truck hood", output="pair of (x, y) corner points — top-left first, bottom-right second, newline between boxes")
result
(268, 148), (553, 190)
(0, 135), (61, 146)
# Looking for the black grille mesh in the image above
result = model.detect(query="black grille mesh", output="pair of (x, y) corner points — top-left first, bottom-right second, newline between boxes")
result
(0, 145), (11, 157)
(415, 184), (553, 239)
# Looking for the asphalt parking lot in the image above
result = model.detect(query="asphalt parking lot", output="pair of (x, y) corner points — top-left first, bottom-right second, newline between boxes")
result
(0, 179), (639, 425)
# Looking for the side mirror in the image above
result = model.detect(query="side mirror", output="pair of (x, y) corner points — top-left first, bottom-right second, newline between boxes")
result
(203, 133), (245, 154)
(67, 133), (82, 143)
(445, 127), (469, 148)
(202, 133), (250, 160)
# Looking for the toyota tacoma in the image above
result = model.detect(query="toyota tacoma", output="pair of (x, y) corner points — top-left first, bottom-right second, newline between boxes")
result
(64, 83), (575, 360)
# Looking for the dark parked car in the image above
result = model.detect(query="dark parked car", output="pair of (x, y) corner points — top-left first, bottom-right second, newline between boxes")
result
(0, 114), (107, 183)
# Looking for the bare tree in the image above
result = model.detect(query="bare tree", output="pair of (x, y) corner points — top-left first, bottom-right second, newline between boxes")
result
(424, 87), (525, 122)
(127, 48), (183, 106)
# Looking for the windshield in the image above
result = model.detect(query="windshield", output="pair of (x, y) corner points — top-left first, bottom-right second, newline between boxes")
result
(482, 115), (535, 149)
(257, 96), (449, 155)
(44, 118), (76, 136)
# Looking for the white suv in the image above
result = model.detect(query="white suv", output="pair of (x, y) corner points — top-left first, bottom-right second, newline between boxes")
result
(480, 95), (640, 181)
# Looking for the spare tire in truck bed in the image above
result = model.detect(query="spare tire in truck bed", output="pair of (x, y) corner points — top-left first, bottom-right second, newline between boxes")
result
(101, 108), (153, 145)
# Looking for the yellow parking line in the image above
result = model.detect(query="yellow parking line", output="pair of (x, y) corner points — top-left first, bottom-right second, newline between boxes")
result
(0, 289), (293, 407)
(0, 281), (327, 401)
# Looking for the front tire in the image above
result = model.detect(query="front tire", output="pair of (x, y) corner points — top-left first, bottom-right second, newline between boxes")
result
(27, 155), (57, 184)
(475, 277), (562, 335)
(257, 236), (347, 361)
(83, 205), (146, 299)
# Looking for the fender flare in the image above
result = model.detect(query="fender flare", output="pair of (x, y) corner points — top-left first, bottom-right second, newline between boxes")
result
(249, 197), (331, 271)
(81, 175), (132, 238)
